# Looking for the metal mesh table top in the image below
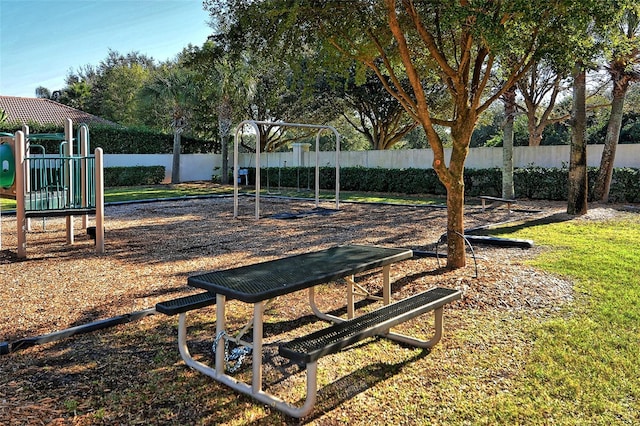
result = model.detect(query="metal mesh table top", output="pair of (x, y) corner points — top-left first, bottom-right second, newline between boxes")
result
(187, 245), (413, 303)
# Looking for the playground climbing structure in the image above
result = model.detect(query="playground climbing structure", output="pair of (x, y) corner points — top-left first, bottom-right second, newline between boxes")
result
(0, 118), (104, 258)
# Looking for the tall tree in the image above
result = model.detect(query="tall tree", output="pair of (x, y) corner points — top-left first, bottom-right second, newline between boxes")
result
(567, 62), (589, 215)
(206, 0), (596, 268)
(139, 68), (198, 183)
(35, 86), (52, 99)
(183, 41), (256, 183)
(501, 86), (517, 199)
(101, 62), (151, 125)
(58, 81), (92, 111)
(565, 2), (619, 214)
(517, 60), (572, 146)
(336, 68), (419, 150)
(593, 5), (640, 202)
(241, 54), (333, 153)
(60, 50), (156, 123)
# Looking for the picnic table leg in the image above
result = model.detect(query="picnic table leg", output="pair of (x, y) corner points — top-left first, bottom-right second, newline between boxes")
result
(382, 306), (445, 348)
(216, 294), (226, 375)
(310, 268), (393, 323)
(382, 265), (391, 305)
(175, 299), (318, 418)
(309, 287), (340, 322)
(252, 301), (264, 394)
(177, 313), (190, 360)
(347, 275), (355, 319)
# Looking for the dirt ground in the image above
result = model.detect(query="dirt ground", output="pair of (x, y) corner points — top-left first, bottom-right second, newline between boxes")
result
(0, 195), (572, 339)
(0, 193), (632, 424)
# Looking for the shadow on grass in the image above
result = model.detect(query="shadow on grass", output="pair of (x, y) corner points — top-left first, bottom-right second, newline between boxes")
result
(469, 212), (574, 236)
(1, 325), (245, 425)
(249, 347), (429, 425)
(169, 315), (431, 425)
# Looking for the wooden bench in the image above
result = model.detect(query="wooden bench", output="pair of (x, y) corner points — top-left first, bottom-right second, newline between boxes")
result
(478, 196), (517, 212)
(156, 291), (217, 316)
(279, 287), (461, 364)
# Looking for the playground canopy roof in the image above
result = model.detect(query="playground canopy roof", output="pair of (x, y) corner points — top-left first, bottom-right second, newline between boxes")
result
(0, 96), (117, 128)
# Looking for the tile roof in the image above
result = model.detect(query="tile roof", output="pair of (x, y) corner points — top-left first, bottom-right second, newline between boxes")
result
(0, 96), (118, 127)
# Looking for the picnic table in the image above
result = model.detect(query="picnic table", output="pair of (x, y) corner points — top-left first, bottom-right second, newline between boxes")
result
(159, 245), (461, 418)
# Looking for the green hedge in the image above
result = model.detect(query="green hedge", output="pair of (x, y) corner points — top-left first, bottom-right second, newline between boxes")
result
(244, 166), (640, 203)
(89, 125), (218, 154)
(596, 168), (640, 203)
(0, 123), (218, 154)
(104, 166), (165, 187)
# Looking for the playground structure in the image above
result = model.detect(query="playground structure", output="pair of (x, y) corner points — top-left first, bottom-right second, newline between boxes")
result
(0, 118), (104, 258)
(233, 121), (341, 219)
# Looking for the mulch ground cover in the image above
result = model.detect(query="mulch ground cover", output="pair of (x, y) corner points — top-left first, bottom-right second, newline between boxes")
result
(0, 193), (587, 424)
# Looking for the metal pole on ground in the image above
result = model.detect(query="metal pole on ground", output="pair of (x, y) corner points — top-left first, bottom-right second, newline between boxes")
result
(335, 129), (340, 210)
(254, 123), (261, 219)
(0, 308), (155, 355)
(315, 131), (320, 208)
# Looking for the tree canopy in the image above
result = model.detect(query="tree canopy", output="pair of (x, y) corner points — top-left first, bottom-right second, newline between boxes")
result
(205, 0), (600, 267)
(34, 1), (636, 267)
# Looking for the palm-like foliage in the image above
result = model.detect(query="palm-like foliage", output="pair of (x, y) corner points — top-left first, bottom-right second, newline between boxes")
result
(139, 68), (199, 183)
(594, 5), (640, 201)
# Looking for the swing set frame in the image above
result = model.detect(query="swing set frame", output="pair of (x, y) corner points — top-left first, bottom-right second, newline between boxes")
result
(232, 121), (341, 219)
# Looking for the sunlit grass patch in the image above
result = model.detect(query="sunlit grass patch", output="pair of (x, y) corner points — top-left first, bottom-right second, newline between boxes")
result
(481, 214), (640, 424)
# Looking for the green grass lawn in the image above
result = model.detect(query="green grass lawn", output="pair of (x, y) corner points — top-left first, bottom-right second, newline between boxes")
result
(103, 183), (233, 202)
(0, 197), (14, 210)
(0, 184), (233, 209)
(478, 215), (640, 424)
(1, 183), (447, 209)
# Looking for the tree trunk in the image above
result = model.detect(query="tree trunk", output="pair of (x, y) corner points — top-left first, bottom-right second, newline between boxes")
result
(171, 130), (181, 184)
(528, 127), (543, 146)
(567, 63), (588, 216)
(445, 176), (466, 269)
(593, 77), (628, 202)
(526, 110), (544, 147)
(221, 131), (229, 185)
(441, 124), (472, 269)
(502, 86), (516, 199)
(218, 98), (233, 185)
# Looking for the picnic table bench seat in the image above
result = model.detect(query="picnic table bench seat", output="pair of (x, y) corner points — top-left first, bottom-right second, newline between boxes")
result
(279, 287), (462, 364)
(156, 291), (217, 316)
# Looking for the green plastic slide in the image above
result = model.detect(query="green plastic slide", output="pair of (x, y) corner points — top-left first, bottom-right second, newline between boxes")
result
(0, 142), (15, 188)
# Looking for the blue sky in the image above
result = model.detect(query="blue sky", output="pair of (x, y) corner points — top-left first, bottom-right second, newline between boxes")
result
(0, 0), (212, 97)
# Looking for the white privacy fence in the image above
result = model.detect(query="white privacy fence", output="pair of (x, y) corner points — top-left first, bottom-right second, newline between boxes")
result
(104, 144), (640, 183)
